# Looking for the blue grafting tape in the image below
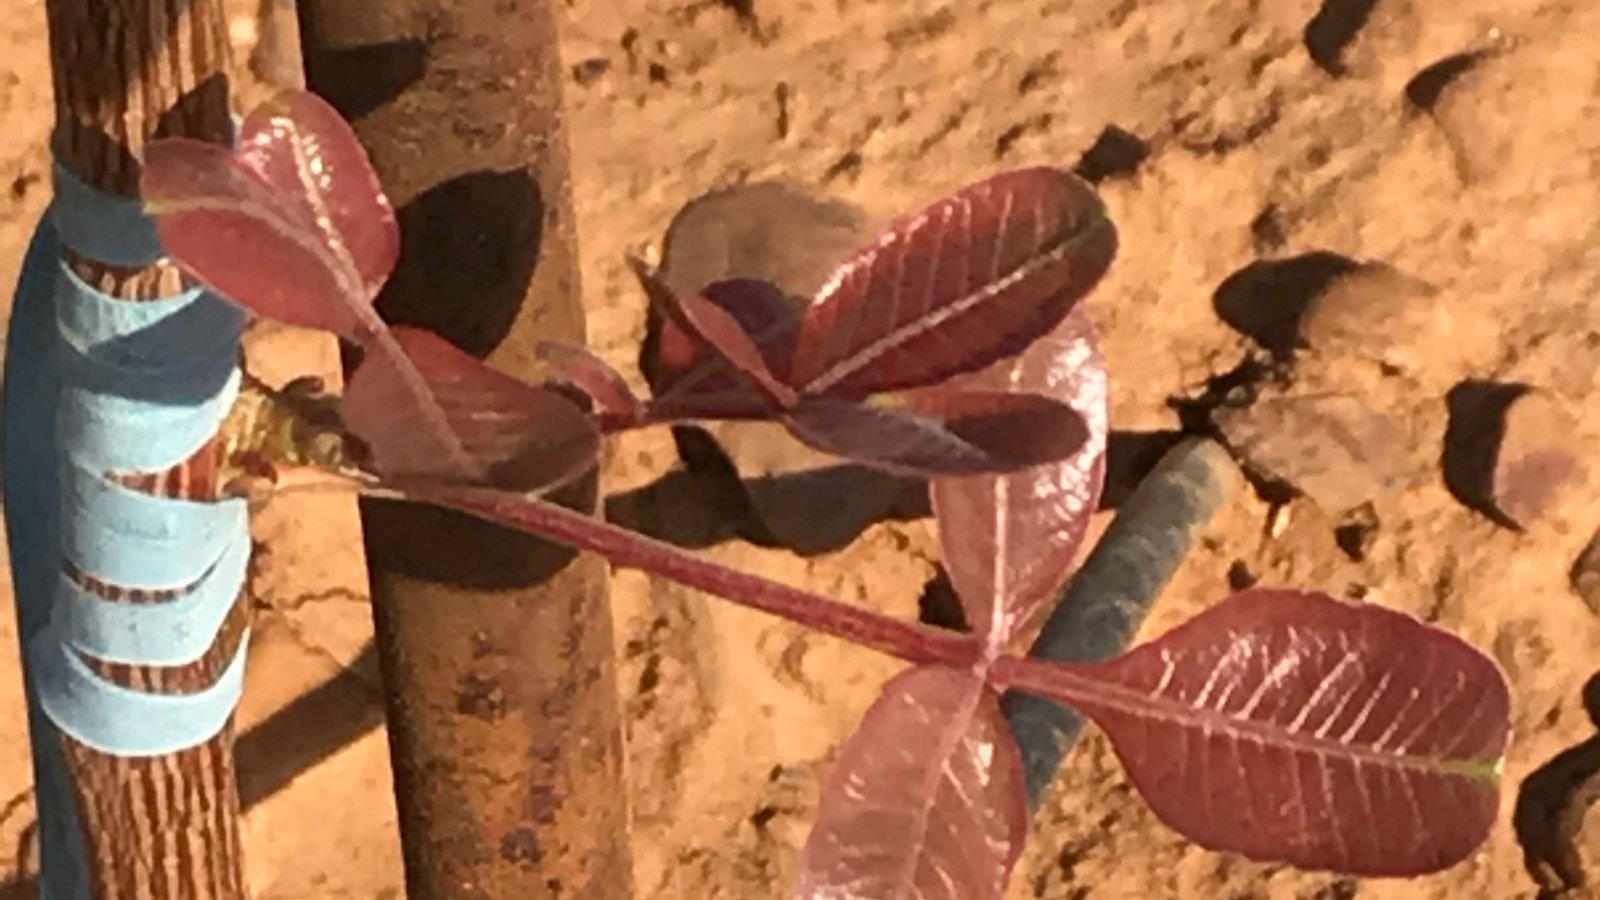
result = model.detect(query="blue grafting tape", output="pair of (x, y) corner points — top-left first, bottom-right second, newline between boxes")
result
(29, 615), (251, 757)
(55, 262), (248, 372)
(57, 352), (241, 473)
(49, 162), (166, 269)
(48, 114), (238, 271)
(54, 260), (244, 473)
(12, 137), (250, 893)
(60, 459), (249, 591)
(4, 216), (95, 900)
(56, 527), (249, 667)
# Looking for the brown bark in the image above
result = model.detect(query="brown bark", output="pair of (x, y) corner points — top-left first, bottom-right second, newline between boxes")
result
(43, 0), (248, 895)
(295, 0), (634, 896)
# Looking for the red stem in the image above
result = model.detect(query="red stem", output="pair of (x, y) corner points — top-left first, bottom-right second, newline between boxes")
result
(987, 653), (1101, 699)
(593, 396), (773, 434)
(395, 482), (980, 667)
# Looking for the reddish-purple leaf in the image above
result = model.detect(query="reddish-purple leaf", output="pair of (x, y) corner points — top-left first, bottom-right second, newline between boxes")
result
(997, 589), (1511, 877)
(142, 89), (397, 341)
(786, 168), (1116, 398)
(799, 666), (1028, 900)
(646, 277), (803, 404)
(631, 259), (798, 409)
(535, 339), (642, 420)
(782, 391), (1087, 477)
(235, 91), (398, 300)
(343, 326), (599, 491)
(929, 307), (1109, 654)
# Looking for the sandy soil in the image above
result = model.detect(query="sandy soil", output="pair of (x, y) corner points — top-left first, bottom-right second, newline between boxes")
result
(4, 0), (1600, 898)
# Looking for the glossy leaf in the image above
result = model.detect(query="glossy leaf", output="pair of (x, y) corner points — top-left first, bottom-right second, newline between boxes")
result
(930, 307), (1109, 654)
(535, 339), (642, 420)
(799, 666), (1028, 900)
(786, 168), (1116, 398)
(343, 326), (599, 491)
(783, 391), (1087, 477)
(631, 259), (798, 409)
(998, 589), (1511, 877)
(142, 89), (397, 341)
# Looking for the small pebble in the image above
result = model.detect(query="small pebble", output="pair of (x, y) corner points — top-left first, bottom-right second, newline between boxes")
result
(572, 58), (611, 86)
(1215, 390), (1409, 514)
(1297, 262), (1454, 378)
(1492, 389), (1587, 529)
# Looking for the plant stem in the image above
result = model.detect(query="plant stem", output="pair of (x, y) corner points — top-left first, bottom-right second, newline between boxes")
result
(987, 653), (1100, 699)
(594, 396), (772, 434)
(400, 483), (980, 668)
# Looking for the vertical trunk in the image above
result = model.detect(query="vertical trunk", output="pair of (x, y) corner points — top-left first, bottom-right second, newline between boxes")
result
(295, 2), (634, 898)
(4, 0), (251, 896)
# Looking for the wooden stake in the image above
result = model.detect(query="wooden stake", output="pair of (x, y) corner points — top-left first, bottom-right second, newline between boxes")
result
(294, 0), (634, 896)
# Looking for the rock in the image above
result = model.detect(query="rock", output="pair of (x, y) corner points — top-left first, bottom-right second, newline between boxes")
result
(1214, 389), (1410, 514)
(1304, 0), (1424, 78)
(657, 181), (872, 302)
(1297, 262), (1459, 379)
(1425, 43), (1591, 189)
(1492, 388), (1588, 528)
(1444, 383), (1588, 530)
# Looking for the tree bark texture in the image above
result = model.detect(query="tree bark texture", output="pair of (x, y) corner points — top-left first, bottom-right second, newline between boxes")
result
(37, 0), (248, 895)
(295, 1), (634, 897)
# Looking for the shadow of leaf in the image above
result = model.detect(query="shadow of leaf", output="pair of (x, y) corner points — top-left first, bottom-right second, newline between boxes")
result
(375, 169), (546, 359)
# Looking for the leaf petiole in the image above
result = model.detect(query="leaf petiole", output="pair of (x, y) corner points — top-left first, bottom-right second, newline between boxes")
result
(374, 481), (982, 668)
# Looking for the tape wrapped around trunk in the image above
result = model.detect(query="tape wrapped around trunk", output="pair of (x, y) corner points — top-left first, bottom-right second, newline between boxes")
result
(15, 159), (252, 759)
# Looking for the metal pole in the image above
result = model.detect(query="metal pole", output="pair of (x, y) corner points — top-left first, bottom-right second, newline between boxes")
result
(294, 2), (634, 897)
(4, 0), (249, 895)
(1005, 438), (1245, 805)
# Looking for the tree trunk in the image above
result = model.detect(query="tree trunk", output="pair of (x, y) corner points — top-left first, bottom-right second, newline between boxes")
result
(3, 0), (251, 896)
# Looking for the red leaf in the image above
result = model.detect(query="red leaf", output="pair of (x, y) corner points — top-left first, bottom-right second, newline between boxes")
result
(997, 589), (1511, 876)
(142, 89), (397, 341)
(929, 308), (1109, 654)
(646, 277), (803, 404)
(235, 91), (398, 302)
(343, 327), (599, 491)
(786, 168), (1116, 398)
(535, 339), (642, 420)
(631, 259), (798, 409)
(782, 391), (1086, 477)
(799, 666), (1028, 900)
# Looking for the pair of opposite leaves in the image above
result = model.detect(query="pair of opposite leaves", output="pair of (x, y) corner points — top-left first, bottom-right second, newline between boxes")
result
(141, 90), (1512, 899)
